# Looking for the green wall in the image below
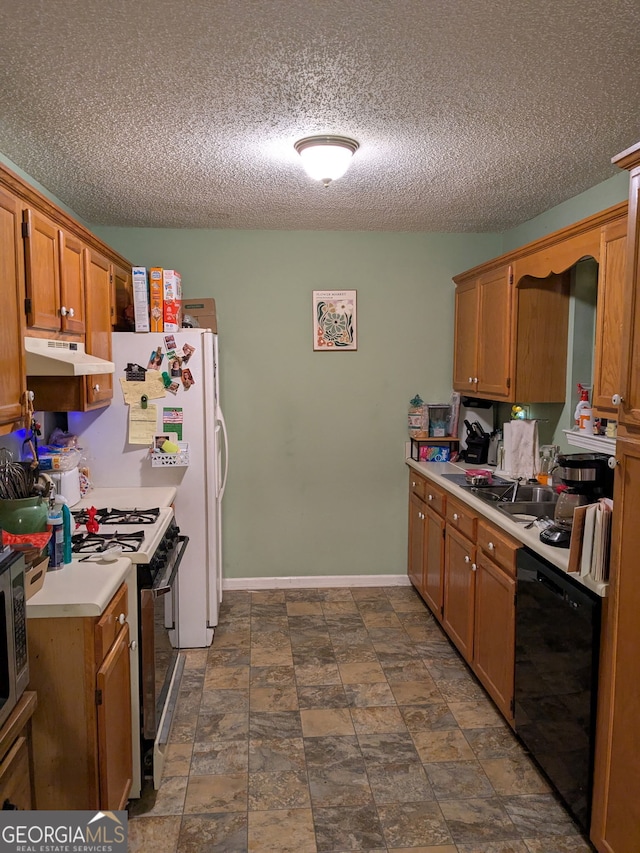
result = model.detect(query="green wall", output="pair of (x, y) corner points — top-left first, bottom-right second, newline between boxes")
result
(93, 228), (499, 580)
(501, 172), (628, 251)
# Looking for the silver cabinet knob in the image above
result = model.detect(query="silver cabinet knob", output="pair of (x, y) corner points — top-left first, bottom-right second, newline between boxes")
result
(427, 494), (434, 501)
(608, 456), (619, 469)
(464, 555), (470, 563)
(612, 394), (624, 406)
(472, 563), (477, 572)
(473, 377), (478, 383)
(488, 542), (495, 551)
(93, 383), (100, 392)
(118, 613), (126, 625)
(453, 513), (459, 521)
(129, 640), (138, 651)
(468, 377), (473, 383)
(60, 305), (67, 316)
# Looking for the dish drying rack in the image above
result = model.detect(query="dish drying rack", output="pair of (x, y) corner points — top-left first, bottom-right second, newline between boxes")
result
(150, 442), (190, 467)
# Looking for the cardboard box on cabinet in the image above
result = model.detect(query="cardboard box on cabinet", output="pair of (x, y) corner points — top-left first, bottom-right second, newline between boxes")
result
(182, 297), (217, 332)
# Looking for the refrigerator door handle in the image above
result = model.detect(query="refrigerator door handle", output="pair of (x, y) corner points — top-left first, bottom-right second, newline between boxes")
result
(217, 405), (229, 501)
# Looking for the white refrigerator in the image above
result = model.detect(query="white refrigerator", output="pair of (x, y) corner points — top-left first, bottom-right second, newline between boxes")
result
(69, 329), (228, 648)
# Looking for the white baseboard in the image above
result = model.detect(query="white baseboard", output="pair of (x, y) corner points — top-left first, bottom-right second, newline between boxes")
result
(223, 574), (411, 591)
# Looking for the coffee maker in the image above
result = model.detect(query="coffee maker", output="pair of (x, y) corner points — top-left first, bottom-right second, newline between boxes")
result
(540, 452), (614, 548)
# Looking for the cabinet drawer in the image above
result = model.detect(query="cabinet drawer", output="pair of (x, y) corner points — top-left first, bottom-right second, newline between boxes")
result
(95, 583), (128, 666)
(409, 472), (426, 501)
(446, 497), (477, 541)
(424, 481), (447, 517)
(0, 735), (32, 810)
(477, 520), (520, 576)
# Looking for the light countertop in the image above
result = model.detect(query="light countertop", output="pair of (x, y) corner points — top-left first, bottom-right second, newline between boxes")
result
(73, 486), (177, 509)
(406, 458), (608, 597)
(26, 556), (132, 618)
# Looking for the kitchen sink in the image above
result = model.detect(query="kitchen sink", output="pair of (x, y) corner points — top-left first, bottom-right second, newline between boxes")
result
(460, 483), (558, 505)
(497, 501), (557, 522)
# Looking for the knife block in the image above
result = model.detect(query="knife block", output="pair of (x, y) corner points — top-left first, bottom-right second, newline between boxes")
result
(465, 435), (490, 464)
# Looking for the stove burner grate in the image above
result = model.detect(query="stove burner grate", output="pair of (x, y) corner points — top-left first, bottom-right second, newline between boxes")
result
(72, 507), (161, 526)
(71, 530), (146, 554)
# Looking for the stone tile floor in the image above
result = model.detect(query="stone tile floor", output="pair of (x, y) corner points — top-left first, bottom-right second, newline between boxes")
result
(127, 586), (594, 852)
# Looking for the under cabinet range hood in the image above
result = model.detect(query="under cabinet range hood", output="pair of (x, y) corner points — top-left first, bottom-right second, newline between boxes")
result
(24, 337), (115, 376)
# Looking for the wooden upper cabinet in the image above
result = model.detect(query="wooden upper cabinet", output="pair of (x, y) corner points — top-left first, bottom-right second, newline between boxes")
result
(614, 153), (640, 433)
(453, 279), (480, 393)
(84, 248), (114, 408)
(476, 266), (513, 399)
(23, 208), (62, 333)
(23, 208), (87, 337)
(59, 230), (86, 335)
(453, 268), (513, 399)
(0, 188), (26, 429)
(592, 218), (627, 417)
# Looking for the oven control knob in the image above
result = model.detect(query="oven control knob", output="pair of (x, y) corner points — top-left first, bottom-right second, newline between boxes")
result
(118, 613), (126, 625)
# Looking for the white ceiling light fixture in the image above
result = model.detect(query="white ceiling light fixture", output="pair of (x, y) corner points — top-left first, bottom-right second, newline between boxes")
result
(294, 135), (359, 187)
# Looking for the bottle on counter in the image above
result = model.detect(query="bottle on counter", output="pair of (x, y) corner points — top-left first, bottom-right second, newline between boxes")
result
(574, 384), (594, 434)
(47, 498), (64, 570)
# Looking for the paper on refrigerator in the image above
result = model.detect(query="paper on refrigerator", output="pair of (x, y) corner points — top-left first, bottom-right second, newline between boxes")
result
(128, 403), (158, 445)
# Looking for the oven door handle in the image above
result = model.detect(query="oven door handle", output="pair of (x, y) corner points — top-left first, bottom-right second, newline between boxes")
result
(152, 534), (189, 598)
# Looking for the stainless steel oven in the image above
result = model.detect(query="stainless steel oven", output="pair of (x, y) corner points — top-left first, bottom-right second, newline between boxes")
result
(0, 548), (29, 730)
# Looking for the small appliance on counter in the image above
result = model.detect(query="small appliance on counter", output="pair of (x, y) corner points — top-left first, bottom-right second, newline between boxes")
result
(539, 452), (613, 548)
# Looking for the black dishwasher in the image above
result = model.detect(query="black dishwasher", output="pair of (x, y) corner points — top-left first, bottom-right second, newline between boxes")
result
(515, 546), (602, 834)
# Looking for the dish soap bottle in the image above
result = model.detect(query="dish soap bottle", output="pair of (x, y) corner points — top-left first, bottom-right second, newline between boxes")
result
(574, 384), (594, 434)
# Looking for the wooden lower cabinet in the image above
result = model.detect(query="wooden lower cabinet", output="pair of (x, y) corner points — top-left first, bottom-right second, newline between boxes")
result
(473, 552), (516, 723)
(0, 692), (37, 810)
(408, 488), (426, 594)
(423, 505), (446, 618)
(407, 472), (446, 616)
(27, 583), (132, 810)
(443, 525), (476, 661)
(408, 469), (518, 726)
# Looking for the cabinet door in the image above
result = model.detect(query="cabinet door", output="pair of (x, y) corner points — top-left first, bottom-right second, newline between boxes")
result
(423, 505), (445, 620)
(473, 553), (515, 723)
(408, 490), (425, 594)
(0, 736), (32, 810)
(591, 437), (640, 852)
(23, 208), (61, 333)
(59, 231), (86, 336)
(453, 280), (479, 393)
(443, 526), (476, 663)
(618, 168), (640, 430)
(96, 623), (132, 810)
(112, 262), (134, 331)
(592, 219), (627, 416)
(84, 248), (113, 407)
(477, 266), (512, 399)
(0, 189), (26, 427)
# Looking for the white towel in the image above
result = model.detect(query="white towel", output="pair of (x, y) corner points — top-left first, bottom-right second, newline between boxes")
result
(509, 419), (539, 480)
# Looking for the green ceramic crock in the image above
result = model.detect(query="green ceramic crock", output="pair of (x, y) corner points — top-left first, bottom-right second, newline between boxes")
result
(0, 496), (49, 534)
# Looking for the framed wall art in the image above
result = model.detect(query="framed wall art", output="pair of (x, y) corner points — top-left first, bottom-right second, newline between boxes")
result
(312, 290), (357, 351)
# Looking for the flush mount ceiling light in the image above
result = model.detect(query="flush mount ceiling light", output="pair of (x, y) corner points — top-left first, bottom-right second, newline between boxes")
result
(294, 135), (359, 187)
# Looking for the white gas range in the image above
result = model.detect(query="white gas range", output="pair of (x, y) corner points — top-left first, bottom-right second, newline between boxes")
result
(69, 485), (187, 789)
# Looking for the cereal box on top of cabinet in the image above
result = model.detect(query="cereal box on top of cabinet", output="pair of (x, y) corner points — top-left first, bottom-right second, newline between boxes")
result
(162, 269), (182, 332)
(149, 267), (164, 332)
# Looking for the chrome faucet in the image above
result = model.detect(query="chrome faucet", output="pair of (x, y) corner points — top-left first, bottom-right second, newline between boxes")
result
(499, 479), (521, 502)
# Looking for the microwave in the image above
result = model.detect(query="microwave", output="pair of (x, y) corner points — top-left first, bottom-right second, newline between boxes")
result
(0, 548), (29, 729)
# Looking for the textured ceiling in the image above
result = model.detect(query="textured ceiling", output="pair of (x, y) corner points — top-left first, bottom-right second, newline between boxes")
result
(1, 0), (639, 232)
